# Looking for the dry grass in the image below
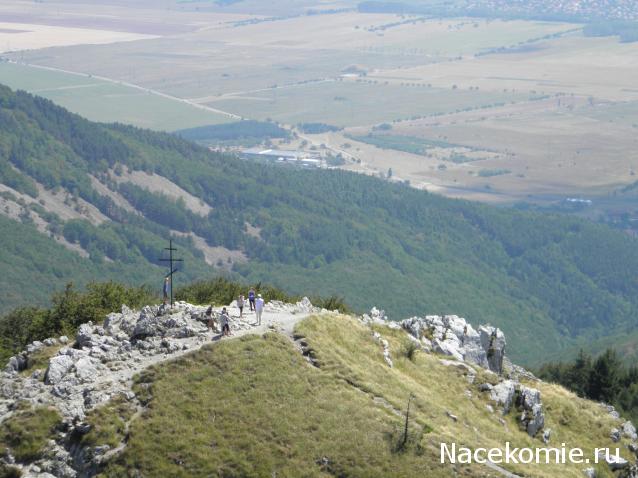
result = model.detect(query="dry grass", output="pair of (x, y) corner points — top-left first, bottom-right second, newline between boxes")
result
(94, 314), (634, 477)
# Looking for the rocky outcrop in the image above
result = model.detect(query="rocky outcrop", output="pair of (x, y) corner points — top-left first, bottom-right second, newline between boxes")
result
(5, 352), (27, 373)
(489, 380), (517, 413)
(484, 380), (546, 438)
(401, 315), (505, 374)
(44, 354), (75, 385)
(2, 299), (635, 476)
(517, 386), (545, 437)
(372, 331), (393, 368)
(0, 298), (325, 477)
(623, 421), (638, 441)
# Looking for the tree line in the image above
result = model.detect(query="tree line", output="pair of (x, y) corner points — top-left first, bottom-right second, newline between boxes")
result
(538, 349), (638, 421)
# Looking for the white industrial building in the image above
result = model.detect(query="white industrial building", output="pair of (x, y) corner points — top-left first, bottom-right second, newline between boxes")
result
(241, 148), (323, 168)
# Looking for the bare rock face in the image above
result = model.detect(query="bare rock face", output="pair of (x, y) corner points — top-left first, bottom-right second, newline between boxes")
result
(5, 353), (27, 373)
(401, 315), (506, 374)
(485, 381), (546, 438)
(517, 386), (545, 437)
(622, 421), (638, 441)
(44, 355), (76, 385)
(75, 324), (94, 348)
(479, 326), (506, 375)
(489, 380), (517, 413)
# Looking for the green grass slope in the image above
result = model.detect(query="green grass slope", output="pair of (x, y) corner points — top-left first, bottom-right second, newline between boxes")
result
(1, 83), (638, 365)
(98, 315), (630, 478)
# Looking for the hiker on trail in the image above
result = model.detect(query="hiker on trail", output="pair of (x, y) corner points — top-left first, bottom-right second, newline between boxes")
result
(220, 307), (231, 337)
(255, 294), (264, 325)
(248, 288), (256, 311)
(237, 294), (245, 318)
(163, 277), (170, 305)
(205, 305), (215, 331)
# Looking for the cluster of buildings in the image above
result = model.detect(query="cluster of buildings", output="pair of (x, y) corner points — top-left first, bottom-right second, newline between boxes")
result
(240, 148), (324, 168)
(457, 0), (638, 21)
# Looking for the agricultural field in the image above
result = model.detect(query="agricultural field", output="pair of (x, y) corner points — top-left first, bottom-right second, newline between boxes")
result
(0, 62), (232, 131)
(208, 80), (533, 126)
(1, 0), (637, 203)
(5, 10), (577, 99)
(0, 21), (155, 53)
(329, 94), (638, 202)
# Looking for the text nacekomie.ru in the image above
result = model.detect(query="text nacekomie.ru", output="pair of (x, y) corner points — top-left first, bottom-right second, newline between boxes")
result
(441, 442), (622, 465)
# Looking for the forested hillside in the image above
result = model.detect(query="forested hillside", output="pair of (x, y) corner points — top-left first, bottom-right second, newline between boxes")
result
(1, 84), (638, 364)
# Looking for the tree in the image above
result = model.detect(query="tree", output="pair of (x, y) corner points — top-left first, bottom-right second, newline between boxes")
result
(587, 349), (621, 402)
(566, 349), (591, 396)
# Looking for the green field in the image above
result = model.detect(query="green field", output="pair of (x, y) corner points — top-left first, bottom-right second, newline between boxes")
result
(347, 133), (488, 163)
(209, 81), (531, 126)
(0, 63), (231, 131)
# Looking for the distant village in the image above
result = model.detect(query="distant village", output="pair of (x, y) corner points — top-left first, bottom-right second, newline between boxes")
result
(461, 0), (638, 21)
(360, 0), (638, 21)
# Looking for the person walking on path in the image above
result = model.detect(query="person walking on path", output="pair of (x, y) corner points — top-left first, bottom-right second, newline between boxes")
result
(248, 288), (256, 312)
(205, 305), (215, 332)
(255, 294), (264, 325)
(162, 277), (170, 305)
(237, 295), (245, 318)
(220, 307), (231, 337)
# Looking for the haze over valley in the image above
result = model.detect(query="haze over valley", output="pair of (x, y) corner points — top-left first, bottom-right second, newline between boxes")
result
(1, 3), (638, 477)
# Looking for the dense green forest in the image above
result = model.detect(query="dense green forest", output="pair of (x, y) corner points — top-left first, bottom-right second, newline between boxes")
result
(538, 349), (638, 421)
(1, 84), (638, 364)
(297, 122), (342, 134)
(175, 120), (290, 146)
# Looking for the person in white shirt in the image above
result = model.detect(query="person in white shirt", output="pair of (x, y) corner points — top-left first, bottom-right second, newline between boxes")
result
(237, 295), (245, 318)
(255, 294), (265, 325)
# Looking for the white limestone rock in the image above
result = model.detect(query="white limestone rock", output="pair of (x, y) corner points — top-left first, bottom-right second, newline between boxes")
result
(622, 421), (637, 441)
(45, 355), (75, 385)
(400, 315), (506, 373)
(489, 380), (516, 413)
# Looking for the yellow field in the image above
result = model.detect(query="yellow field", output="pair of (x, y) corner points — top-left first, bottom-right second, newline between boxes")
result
(0, 22), (156, 54)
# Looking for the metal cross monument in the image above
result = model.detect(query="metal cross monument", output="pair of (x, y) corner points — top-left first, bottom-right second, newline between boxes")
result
(159, 239), (183, 307)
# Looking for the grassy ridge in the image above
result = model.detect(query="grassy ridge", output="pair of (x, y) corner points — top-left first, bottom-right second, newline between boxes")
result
(99, 315), (628, 477)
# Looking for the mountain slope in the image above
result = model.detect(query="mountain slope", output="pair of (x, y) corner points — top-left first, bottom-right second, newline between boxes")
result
(1, 83), (638, 364)
(2, 305), (635, 478)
